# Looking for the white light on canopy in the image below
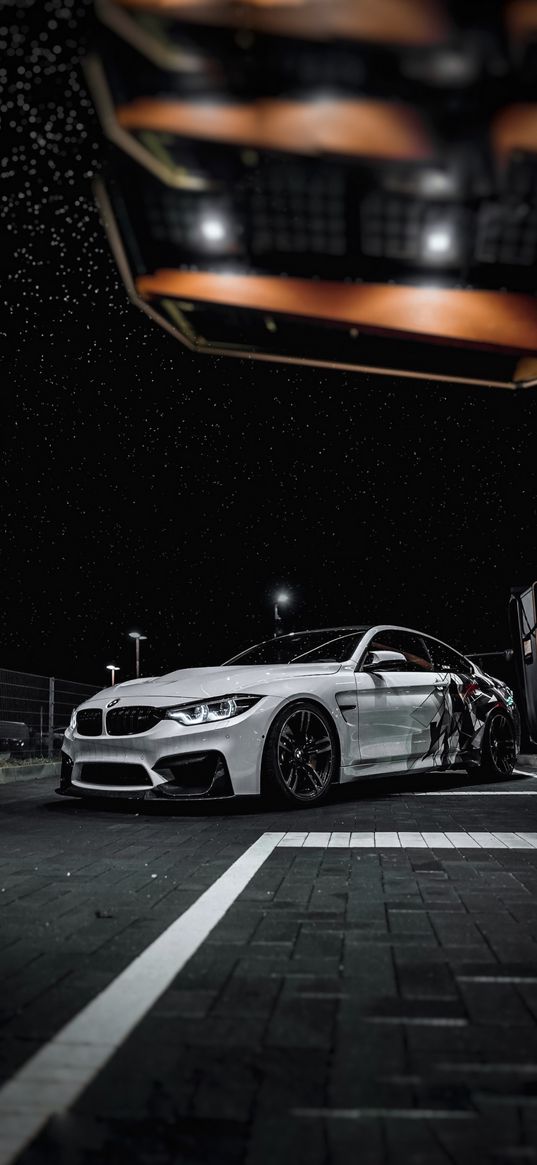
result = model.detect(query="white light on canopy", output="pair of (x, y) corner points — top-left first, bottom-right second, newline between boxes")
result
(423, 225), (454, 256)
(200, 216), (227, 243)
(418, 169), (457, 197)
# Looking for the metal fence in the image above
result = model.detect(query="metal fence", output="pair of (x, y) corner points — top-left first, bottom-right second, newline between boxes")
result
(0, 669), (99, 761)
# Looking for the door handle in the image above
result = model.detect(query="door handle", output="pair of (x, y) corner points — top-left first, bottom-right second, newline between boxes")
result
(434, 682), (448, 690)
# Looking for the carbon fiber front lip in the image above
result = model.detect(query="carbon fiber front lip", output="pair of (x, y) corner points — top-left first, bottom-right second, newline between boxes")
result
(56, 784), (149, 800)
(55, 784), (235, 801)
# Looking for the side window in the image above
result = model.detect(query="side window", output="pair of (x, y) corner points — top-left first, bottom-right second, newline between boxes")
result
(368, 631), (433, 672)
(425, 637), (470, 675)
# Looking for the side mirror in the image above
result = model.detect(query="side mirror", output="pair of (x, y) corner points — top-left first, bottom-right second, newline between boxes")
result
(362, 650), (407, 673)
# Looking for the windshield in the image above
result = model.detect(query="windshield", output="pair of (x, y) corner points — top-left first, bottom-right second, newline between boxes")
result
(224, 628), (370, 666)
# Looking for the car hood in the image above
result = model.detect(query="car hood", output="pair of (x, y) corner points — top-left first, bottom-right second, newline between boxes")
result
(89, 662), (344, 704)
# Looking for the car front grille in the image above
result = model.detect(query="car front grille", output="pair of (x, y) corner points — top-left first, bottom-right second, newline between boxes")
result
(78, 763), (153, 787)
(76, 709), (103, 736)
(106, 706), (164, 736)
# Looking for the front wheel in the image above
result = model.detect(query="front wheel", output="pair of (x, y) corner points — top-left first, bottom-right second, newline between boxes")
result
(470, 710), (517, 781)
(261, 701), (339, 806)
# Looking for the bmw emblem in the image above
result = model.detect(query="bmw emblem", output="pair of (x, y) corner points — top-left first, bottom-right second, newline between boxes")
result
(107, 698), (120, 708)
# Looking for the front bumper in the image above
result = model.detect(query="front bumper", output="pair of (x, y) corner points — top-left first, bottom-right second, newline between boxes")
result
(57, 697), (276, 799)
(57, 749), (234, 800)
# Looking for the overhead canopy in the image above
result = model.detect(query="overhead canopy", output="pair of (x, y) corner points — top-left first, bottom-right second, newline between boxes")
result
(493, 104), (537, 163)
(117, 98), (434, 160)
(506, 0), (537, 41)
(136, 271), (537, 353)
(92, 0), (537, 388)
(112, 0), (451, 45)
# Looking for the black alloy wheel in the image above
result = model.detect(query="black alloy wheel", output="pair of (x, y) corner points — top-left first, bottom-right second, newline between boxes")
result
(262, 701), (339, 805)
(479, 710), (517, 780)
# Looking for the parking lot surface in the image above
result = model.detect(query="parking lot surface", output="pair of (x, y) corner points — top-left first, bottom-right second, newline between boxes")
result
(2, 762), (537, 1164)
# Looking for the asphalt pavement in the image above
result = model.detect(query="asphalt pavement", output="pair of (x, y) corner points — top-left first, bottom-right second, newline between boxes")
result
(3, 761), (537, 1165)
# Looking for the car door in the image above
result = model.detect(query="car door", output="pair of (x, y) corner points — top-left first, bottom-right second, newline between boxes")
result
(354, 630), (449, 772)
(423, 635), (477, 767)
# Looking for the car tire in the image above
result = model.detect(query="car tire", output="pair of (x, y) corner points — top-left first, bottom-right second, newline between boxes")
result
(468, 710), (517, 781)
(261, 700), (339, 806)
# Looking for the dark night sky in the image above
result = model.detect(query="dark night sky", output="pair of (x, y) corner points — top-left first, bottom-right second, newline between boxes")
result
(2, 0), (536, 687)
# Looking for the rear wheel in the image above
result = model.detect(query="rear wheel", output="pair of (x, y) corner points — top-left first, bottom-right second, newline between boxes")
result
(261, 701), (339, 806)
(470, 710), (516, 781)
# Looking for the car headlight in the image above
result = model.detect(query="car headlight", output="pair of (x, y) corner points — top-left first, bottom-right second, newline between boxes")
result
(69, 709), (77, 731)
(165, 694), (261, 725)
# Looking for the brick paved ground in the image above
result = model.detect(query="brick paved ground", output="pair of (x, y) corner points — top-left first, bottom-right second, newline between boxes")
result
(3, 765), (537, 1164)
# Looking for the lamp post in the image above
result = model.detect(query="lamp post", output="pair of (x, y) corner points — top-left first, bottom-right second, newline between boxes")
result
(128, 631), (147, 678)
(273, 591), (290, 637)
(106, 664), (120, 686)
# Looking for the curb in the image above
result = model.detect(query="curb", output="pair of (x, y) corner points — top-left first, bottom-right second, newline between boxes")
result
(0, 762), (61, 785)
(518, 754), (537, 772)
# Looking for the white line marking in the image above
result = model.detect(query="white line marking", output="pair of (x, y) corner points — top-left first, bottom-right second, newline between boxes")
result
(279, 832), (537, 850)
(421, 832), (454, 848)
(414, 790), (537, 796)
(279, 832), (308, 847)
(292, 1107), (474, 1120)
(457, 975), (537, 984)
(396, 834), (428, 852)
(303, 831), (330, 847)
(491, 833), (532, 849)
(375, 832), (401, 848)
(467, 832), (506, 848)
(350, 832), (375, 847)
(0, 831), (284, 1165)
(365, 1016), (467, 1026)
(437, 1062), (537, 1075)
(397, 832), (428, 848)
(515, 833), (537, 848)
(328, 831), (351, 847)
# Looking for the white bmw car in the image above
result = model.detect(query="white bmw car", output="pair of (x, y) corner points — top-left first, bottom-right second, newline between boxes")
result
(58, 625), (520, 806)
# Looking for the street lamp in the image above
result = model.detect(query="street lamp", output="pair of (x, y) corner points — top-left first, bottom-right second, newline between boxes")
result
(128, 631), (147, 678)
(273, 591), (290, 638)
(106, 664), (120, 686)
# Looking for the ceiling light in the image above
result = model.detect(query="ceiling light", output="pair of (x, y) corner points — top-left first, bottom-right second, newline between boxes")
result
(423, 226), (453, 256)
(200, 216), (227, 243)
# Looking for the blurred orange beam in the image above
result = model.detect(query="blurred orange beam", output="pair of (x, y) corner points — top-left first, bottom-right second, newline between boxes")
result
(506, 0), (537, 40)
(117, 97), (434, 160)
(135, 271), (537, 352)
(114, 0), (450, 45)
(493, 104), (537, 163)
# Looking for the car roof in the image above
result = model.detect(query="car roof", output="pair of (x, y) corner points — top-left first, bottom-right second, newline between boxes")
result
(244, 624), (466, 647)
(245, 626), (370, 637)
(225, 625), (471, 663)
